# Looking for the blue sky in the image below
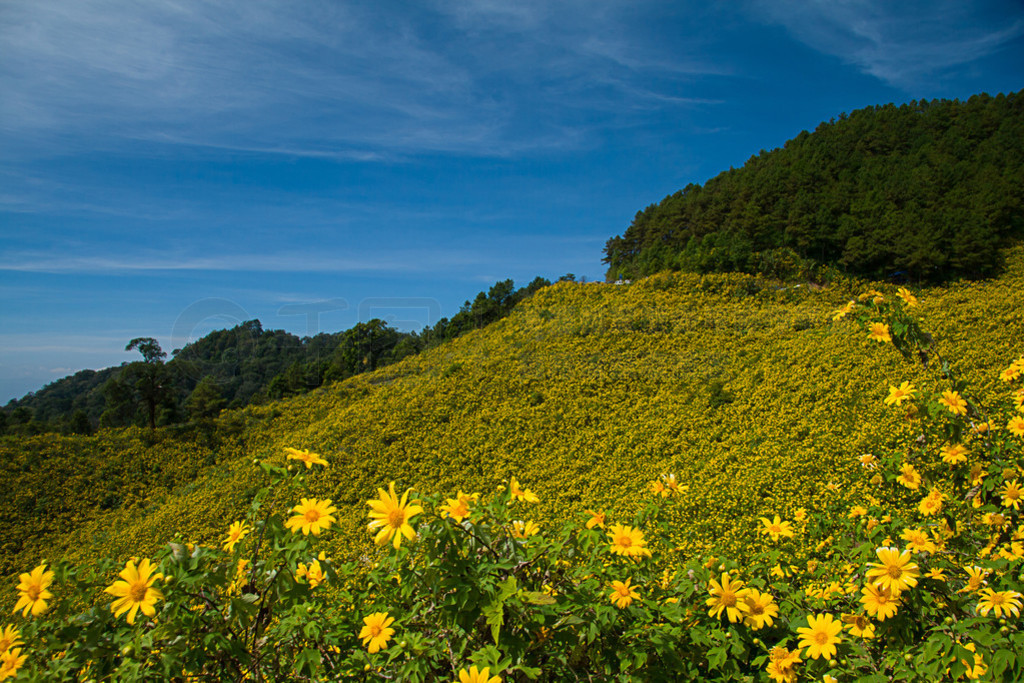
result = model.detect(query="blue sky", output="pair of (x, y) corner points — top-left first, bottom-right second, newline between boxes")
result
(1, 0), (1023, 402)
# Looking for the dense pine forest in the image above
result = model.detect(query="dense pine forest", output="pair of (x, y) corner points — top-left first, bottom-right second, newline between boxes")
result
(604, 92), (1024, 282)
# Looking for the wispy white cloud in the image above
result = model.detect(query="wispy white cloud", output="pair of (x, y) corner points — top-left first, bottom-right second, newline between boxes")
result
(0, 0), (722, 161)
(748, 0), (1024, 89)
(0, 249), (485, 274)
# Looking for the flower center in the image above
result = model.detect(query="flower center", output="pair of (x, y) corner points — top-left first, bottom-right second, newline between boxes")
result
(814, 631), (829, 645)
(26, 585), (41, 601)
(388, 509), (406, 527)
(617, 535), (632, 548)
(369, 624), (382, 637)
(991, 594), (1006, 605)
(750, 603), (764, 615)
(887, 566), (903, 579)
(721, 592), (736, 607)
(304, 509), (321, 523)
(129, 581), (149, 603)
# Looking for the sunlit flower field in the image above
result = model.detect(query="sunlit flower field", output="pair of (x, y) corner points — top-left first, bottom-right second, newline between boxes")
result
(1, 248), (1023, 679)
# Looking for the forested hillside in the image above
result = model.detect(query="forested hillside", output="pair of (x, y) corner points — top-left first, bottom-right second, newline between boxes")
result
(604, 91), (1024, 282)
(1, 276), (552, 435)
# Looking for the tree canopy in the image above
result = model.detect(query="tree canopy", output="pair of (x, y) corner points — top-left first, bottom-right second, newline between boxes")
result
(604, 91), (1024, 282)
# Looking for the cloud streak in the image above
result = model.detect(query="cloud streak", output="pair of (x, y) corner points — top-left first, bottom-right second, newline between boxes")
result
(749, 0), (1024, 89)
(0, 0), (723, 161)
(0, 250), (486, 274)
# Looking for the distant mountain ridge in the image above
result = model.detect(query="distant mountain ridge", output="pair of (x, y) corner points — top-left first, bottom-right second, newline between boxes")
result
(604, 91), (1024, 282)
(1, 276), (552, 435)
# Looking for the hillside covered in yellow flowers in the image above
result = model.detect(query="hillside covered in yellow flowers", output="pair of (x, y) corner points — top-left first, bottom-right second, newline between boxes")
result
(3, 250), (1024, 588)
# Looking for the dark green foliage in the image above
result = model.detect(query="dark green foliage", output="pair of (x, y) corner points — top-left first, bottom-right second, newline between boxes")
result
(706, 380), (735, 409)
(184, 377), (226, 420)
(3, 277), (552, 434)
(604, 91), (1024, 282)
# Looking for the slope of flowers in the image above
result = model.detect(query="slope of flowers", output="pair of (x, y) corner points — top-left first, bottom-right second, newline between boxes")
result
(0, 294), (1021, 680)
(2, 250), (1023, 597)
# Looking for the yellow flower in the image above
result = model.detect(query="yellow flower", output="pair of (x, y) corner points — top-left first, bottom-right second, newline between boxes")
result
(607, 524), (652, 559)
(976, 588), (1022, 618)
(1001, 480), (1023, 510)
(1009, 416), (1024, 436)
(509, 477), (539, 503)
(896, 287), (919, 307)
(286, 498), (339, 536)
(978, 511), (1003, 528)
(439, 491), (478, 523)
(938, 390), (968, 416)
(511, 520), (539, 539)
(918, 490), (943, 517)
(706, 572), (751, 623)
(230, 558), (250, 594)
(824, 676), (839, 683)
(766, 646), (801, 683)
(961, 642), (987, 680)
(797, 613), (842, 660)
(457, 666), (501, 683)
(0, 626), (22, 655)
(861, 583), (899, 620)
(866, 547), (919, 595)
(760, 515), (795, 541)
(969, 462), (986, 486)
(0, 648), (27, 681)
(926, 568), (946, 582)
(859, 289), (885, 304)
(960, 566), (988, 594)
(742, 589), (778, 630)
(222, 521), (250, 553)
(897, 463), (921, 490)
(841, 612), (875, 638)
(831, 301), (855, 321)
(999, 541), (1024, 561)
(848, 506), (867, 519)
(858, 453), (878, 469)
(1001, 359), (1024, 382)
(867, 322), (891, 343)
(609, 578), (640, 608)
(367, 484), (422, 548)
(656, 473), (682, 496)
(584, 509), (606, 529)
(104, 558), (164, 625)
(296, 559), (325, 589)
(13, 564), (54, 617)
(940, 443), (969, 465)
(885, 381), (917, 406)
(793, 508), (808, 523)
(901, 528), (936, 554)
(358, 612), (395, 653)
(284, 447), (328, 469)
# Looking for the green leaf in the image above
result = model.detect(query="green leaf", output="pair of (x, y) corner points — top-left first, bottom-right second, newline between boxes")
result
(521, 591), (556, 605)
(483, 600), (504, 645)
